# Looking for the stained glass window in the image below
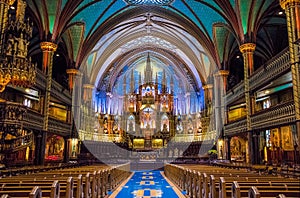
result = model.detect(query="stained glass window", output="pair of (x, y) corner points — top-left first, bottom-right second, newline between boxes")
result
(124, 0), (173, 6)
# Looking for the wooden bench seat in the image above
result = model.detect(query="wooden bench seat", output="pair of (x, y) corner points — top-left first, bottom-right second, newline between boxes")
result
(0, 163), (130, 198)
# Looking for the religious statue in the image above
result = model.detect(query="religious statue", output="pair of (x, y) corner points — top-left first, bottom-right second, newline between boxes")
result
(6, 34), (15, 55)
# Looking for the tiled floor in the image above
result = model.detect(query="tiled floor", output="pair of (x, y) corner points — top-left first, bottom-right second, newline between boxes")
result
(112, 171), (184, 198)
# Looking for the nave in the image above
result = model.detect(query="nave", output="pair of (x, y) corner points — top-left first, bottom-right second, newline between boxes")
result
(0, 162), (299, 198)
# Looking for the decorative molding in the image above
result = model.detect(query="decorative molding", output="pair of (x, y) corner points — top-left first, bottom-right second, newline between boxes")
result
(239, 43), (256, 53)
(40, 42), (57, 52)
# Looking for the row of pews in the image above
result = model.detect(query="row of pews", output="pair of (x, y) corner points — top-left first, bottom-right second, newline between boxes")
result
(0, 163), (80, 177)
(0, 163), (131, 198)
(164, 164), (300, 198)
(212, 162), (300, 178)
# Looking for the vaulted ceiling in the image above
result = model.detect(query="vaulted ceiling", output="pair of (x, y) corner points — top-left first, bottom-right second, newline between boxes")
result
(25, 0), (287, 92)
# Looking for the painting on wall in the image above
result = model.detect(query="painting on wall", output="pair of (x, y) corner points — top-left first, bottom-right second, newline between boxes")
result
(281, 126), (294, 151)
(270, 128), (280, 148)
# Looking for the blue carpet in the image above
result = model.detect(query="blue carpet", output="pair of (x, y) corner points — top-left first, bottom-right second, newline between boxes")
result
(115, 171), (180, 198)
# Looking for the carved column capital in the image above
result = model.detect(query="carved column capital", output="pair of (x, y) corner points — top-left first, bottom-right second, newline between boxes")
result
(40, 42), (57, 52)
(280, 0), (300, 10)
(239, 43), (256, 53)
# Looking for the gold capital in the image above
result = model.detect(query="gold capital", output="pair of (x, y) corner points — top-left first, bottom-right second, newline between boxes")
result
(0, 0), (15, 5)
(239, 43), (256, 53)
(83, 84), (94, 89)
(214, 70), (229, 77)
(202, 84), (213, 90)
(66, 69), (80, 75)
(40, 42), (57, 52)
(280, 0), (300, 10)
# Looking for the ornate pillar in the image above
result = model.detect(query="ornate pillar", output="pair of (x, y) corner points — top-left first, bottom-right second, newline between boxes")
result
(240, 43), (256, 164)
(41, 42), (57, 130)
(39, 42), (57, 165)
(280, 0), (300, 161)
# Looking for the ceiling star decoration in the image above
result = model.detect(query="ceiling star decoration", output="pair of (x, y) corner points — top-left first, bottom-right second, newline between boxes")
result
(124, 0), (174, 6)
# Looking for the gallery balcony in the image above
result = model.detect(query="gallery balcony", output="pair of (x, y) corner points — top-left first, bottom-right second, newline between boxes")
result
(250, 100), (295, 130)
(226, 47), (292, 106)
(0, 132), (33, 153)
(224, 100), (295, 135)
(35, 69), (71, 104)
(0, 101), (26, 133)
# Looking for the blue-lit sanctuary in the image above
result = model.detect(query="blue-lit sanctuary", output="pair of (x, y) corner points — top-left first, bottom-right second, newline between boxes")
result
(90, 53), (205, 150)
(0, 0), (299, 197)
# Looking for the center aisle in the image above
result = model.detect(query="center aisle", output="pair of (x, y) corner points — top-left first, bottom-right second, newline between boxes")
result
(110, 170), (185, 198)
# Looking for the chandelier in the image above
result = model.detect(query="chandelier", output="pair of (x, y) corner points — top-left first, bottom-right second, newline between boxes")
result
(125, 0), (174, 6)
(0, 0), (35, 92)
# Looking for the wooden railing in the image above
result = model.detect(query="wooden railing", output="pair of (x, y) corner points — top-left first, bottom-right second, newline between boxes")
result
(226, 47), (292, 105)
(224, 118), (247, 136)
(0, 101), (26, 134)
(250, 47), (290, 91)
(51, 80), (72, 104)
(251, 101), (295, 130)
(224, 101), (295, 134)
(35, 69), (71, 104)
(0, 132), (33, 153)
(0, 102), (70, 136)
(225, 81), (244, 105)
(48, 117), (71, 136)
(23, 108), (43, 129)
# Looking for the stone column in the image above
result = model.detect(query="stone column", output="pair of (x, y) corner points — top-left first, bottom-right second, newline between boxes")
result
(214, 70), (229, 137)
(240, 42), (256, 164)
(83, 84), (94, 136)
(40, 41), (57, 165)
(280, 0), (300, 161)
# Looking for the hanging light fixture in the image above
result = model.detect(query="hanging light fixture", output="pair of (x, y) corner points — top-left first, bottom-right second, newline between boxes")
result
(0, 0), (35, 92)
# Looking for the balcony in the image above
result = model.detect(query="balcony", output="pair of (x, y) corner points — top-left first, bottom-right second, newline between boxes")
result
(224, 101), (295, 136)
(0, 132), (33, 153)
(225, 82), (244, 105)
(35, 69), (71, 104)
(48, 117), (71, 136)
(250, 47), (290, 91)
(251, 101), (295, 130)
(224, 118), (247, 136)
(1, 103), (71, 136)
(0, 101), (26, 134)
(23, 108), (43, 130)
(225, 47), (292, 105)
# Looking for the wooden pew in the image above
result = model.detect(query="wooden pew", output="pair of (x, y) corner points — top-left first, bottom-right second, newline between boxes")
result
(165, 164), (300, 198)
(0, 163), (130, 198)
(0, 186), (42, 198)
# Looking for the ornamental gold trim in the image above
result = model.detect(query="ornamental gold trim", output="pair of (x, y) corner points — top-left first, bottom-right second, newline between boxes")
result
(83, 84), (94, 89)
(40, 42), (57, 52)
(202, 84), (213, 89)
(66, 69), (80, 75)
(239, 43), (256, 53)
(214, 70), (229, 77)
(280, 0), (300, 9)
(0, 0), (15, 5)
